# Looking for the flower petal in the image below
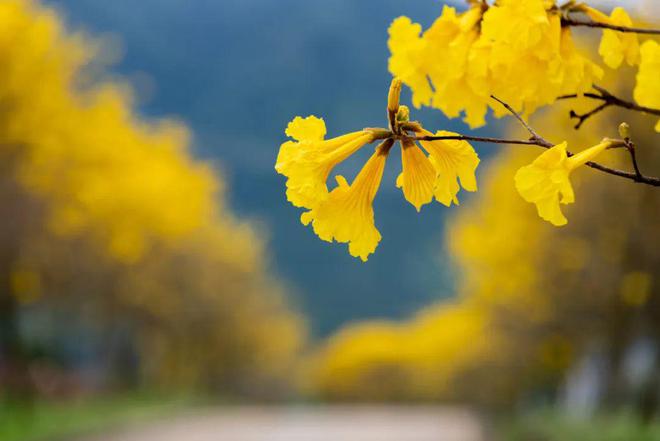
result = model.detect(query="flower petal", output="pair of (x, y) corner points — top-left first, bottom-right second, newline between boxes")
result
(397, 139), (435, 211)
(302, 141), (392, 261)
(285, 115), (326, 142)
(388, 17), (433, 108)
(418, 130), (479, 206)
(514, 142), (572, 226)
(276, 117), (372, 209)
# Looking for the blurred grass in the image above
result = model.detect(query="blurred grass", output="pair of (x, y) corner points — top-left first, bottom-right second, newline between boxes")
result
(0, 392), (195, 441)
(499, 410), (660, 441)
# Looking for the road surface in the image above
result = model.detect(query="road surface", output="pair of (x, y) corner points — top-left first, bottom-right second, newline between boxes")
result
(80, 406), (487, 441)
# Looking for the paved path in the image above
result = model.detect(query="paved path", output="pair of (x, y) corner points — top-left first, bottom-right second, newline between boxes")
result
(81, 406), (487, 441)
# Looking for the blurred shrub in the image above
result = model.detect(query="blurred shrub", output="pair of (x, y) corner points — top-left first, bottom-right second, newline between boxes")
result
(0, 0), (306, 399)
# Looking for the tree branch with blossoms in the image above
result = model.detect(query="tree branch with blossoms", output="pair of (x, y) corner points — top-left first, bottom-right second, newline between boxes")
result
(368, 95), (660, 187)
(276, 1), (660, 261)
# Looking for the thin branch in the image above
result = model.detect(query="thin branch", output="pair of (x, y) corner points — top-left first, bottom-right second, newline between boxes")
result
(625, 140), (644, 180)
(410, 133), (660, 187)
(558, 87), (660, 117)
(592, 85), (660, 116)
(557, 85), (660, 130)
(413, 134), (544, 146)
(562, 17), (660, 35)
(490, 95), (553, 147)
(569, 102), (611, 129)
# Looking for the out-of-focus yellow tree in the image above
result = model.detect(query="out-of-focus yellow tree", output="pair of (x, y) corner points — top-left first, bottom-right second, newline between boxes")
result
(0, 0), (306, 399)
(307, 89), (659, 411)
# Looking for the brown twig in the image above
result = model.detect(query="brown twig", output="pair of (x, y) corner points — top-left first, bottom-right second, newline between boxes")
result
(562, 17), (660, 35)
(490, 95), (553, 147)
(558, 85), (660, 129)
(413, 134), (544, 146)
(558, 87), (660, 116)
(569, 103), (611, 129)
(624, 139), (644, 180)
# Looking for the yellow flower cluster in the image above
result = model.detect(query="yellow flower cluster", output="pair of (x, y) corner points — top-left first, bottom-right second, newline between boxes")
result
(278, 3), (660, 257)
(275, 79), (479, 261)
(388, 0), (604, 127)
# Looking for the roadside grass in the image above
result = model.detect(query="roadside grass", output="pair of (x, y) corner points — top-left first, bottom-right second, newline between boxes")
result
(0, 392), (194, 441)
(499, 410), (660, 441)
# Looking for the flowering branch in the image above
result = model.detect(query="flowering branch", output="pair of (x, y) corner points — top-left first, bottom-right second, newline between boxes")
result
(410, 134), (659, 186)
(368, 96), (660, 187)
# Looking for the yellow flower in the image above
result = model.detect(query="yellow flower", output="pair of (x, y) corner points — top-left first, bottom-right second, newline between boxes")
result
(424, 5), (487, 128)
(557, 27), (604, 96)
(275, 116), (373, 209)
(388, 17), (433, 108)
(396, 138), (436, 211)
(279, 79), (480, 261)
(583, 6), (639, 69)
(418, 130), (479, 206)
(634, 40), (660, 132)
(301, 140), (393, 261)
(514, 140), (611, 226)
(480, 0), (549, 50)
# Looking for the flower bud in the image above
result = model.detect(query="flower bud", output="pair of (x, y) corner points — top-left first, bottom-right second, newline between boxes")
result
(618, 122), (630, 139)
(396, 105), (410, 123)
(388, 77), (402, 113)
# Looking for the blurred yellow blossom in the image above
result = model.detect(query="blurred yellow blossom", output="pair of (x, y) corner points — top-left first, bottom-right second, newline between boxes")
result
(634, 40), (660, 132)
(620, 271), (652, 306)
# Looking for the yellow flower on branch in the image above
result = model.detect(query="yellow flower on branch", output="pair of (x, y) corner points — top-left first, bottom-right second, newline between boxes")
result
(634, 40), (660, 132)
(275, 116), (374, 209)
(396, 137), (435, 212)
(388, 16), (433, 108)
(301, 140), (393, 262)
(418, 130), (479, 207)
(276, 79), (479, 261)
(582, 6), (640, 69)
(480, 0), (549, 50)
(514, 140), (613, 226)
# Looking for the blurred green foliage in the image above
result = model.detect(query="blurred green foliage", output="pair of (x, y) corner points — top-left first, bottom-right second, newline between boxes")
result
(0, 393), (192, 441)
(499, 411), (660, 441)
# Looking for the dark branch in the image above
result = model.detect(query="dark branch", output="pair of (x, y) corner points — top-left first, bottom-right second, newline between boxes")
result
(410, 133), (660, 187)
(558, 89), (660, 117)
(569, 102), (611, 129)
(625, 140), (644, 180)
(562, 17), (660, 35)
(490, 95), (553, 147)
(413, 134), (543, 146)
(557, 85), (660, 129)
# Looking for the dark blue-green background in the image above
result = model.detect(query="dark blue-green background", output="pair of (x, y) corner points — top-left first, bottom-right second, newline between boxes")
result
(46, 0), (493, 336)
